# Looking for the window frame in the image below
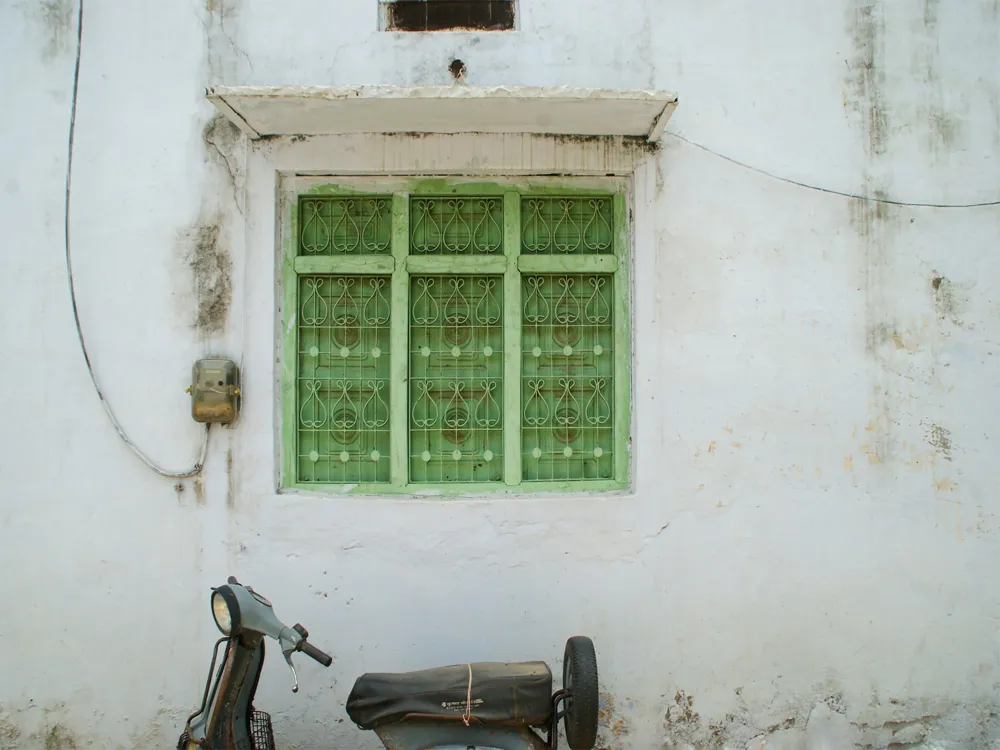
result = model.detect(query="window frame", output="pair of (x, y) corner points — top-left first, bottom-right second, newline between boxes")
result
(279, 176), (631, 496)
(380, 0), (517, 33)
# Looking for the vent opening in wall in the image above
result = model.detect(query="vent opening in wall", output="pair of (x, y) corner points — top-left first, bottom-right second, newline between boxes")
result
(383, 0), (515, 32)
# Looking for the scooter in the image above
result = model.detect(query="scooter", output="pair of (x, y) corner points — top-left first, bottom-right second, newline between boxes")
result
(178, 577), (600, 750)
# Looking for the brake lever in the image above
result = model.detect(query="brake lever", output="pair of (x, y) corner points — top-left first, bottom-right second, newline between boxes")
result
(283, 650), (299, 693)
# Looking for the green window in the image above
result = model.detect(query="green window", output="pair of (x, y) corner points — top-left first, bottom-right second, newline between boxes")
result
(282, 182), (629, 494)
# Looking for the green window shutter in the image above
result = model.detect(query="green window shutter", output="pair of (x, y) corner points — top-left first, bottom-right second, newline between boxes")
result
(517, 195), (619, 482)
(296, 275), (392, 483)
(300, 197), (392, 255)
(520, 273), (614, 481)
(520, 197), (614, 255)
(410, 197), (504, 254)
(405, 196), (507, 483)
(408, 273), (504, 482)
(286, 184), (628, 494)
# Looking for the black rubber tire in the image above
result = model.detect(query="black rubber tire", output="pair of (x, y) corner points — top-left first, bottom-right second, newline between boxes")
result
(563, 636), (599, 750)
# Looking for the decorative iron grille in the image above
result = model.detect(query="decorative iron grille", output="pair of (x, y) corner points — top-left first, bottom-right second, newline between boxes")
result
(521, 274), (614, 480)
(409, 275), (504, 482)
(410, 197), (504, 254)
(520, 197), (614, 255)
(297, 275), (391, 483)
(299, 197), (392, 255)
(287, 187), (627, 491)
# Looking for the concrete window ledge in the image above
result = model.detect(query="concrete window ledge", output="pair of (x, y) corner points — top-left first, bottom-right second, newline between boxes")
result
(206, 84), (678, 142)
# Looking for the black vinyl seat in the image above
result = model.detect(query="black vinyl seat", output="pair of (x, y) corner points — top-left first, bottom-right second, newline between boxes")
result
(346, 661), (553, 730)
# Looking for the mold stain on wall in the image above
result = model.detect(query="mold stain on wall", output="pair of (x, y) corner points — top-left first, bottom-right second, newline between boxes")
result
(193, 477), (207, 505)
(41, 725), (78, 750)
(0, 714), (21, 748)
(595, 692), (632, 748)
(203, 115), (246, 217)
(925, 421), (954, 462)
(27, 0), (74, 62)
(663, 690), (704, 746)
(847, 0), (888, 158)
(226, 445), (235, 508)
(853, 194), (897, 468)
(914, 0), (967, 158)
(846, 0), (905, 472)
(180, 217), (232, 335)
(930, 272), (968, 328)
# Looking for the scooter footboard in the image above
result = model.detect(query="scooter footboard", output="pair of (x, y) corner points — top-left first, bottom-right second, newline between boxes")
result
(375, 721), (550, 750)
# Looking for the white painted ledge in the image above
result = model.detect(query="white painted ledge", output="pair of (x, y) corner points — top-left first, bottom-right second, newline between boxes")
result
(206, 85), (678, 141)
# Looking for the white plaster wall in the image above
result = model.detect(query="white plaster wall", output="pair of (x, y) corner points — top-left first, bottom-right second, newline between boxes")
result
(1, 1), (998, 749)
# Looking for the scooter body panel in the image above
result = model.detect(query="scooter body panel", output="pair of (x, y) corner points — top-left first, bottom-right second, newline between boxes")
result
(375, 721), (550, 750)
(186, 636), (265, 749)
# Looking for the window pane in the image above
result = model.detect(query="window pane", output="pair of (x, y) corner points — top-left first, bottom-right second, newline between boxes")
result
(297, 275), (391, 483)
(521, 274), (614, 481)
(299, 197), (392, 255)
(409, 275), (504, 482)
(520, 197), (614, 255)
(385, 1), (515, 32)
(410, 197), (504, 255)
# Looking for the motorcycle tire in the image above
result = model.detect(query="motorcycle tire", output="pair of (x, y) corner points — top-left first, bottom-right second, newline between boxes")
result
(562, 636), (599, 750)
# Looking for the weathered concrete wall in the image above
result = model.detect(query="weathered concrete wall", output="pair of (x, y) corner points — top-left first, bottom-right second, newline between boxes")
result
(1, 1), (998, 748)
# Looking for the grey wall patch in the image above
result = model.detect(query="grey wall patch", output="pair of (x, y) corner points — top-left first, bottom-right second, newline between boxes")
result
(181, 217), (233, 334)
(926, 422), (954, 462)
(40, 724), (79, 750)
(203, 115), (246, 216)
(29, 0), (74, 62)
(931, 272), (968, 328)
(0, 715), (21, 748)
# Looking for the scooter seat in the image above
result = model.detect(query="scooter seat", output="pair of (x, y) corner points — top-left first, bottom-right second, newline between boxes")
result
(346, 661), (553, 730)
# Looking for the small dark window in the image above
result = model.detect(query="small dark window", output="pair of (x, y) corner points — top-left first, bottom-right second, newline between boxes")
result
(384, 1), (515, 32)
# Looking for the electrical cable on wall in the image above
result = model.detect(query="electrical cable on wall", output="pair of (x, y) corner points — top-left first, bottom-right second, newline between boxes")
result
(665, 132), (1000, 209)
(64, 0), (210, 479)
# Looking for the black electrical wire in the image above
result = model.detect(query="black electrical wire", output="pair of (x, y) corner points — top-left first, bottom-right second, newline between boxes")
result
(64, 0), (209, 478)
(666, 132), (1000, 208)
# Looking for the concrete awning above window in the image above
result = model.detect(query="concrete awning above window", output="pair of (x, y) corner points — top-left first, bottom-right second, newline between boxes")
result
(205, 85), (678, 141)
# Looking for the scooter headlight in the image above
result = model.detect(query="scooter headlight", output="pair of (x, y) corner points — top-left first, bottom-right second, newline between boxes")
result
(211, 586), (241, 635)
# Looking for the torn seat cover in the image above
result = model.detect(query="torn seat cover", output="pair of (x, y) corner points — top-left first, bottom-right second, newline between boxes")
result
(346, 661), (553, 729)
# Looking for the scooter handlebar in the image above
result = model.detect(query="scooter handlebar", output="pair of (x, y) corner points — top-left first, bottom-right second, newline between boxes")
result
(298, 639), (333, 667)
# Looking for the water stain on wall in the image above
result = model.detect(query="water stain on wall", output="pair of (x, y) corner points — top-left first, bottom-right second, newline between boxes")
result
(203, 115), (245, 216)
(931, 272), (968, 328)
(193, 477), (207, 505)
(42, 724), (78, 750)
(847, 1), (888, 158)
(180, 217), (232, 334)
(853, 194), (897, 467)
(28, 0), (74, 62)
(663, 690), (703, 745)
(0, 715), (21, 748)
(226, 446), (235, 507)
(206, 0), (240, 13)
(595, 692), (631, 748)
(851, 192), (895, 246)
(925, 422), (954, 461)
(915, 0), (967, 157)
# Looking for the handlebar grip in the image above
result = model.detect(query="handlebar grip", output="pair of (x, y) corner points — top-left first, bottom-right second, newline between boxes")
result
(299, 640), (332, 667)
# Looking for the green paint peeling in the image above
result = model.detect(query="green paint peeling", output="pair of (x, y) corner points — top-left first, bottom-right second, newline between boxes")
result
(280, 179), (631, 496)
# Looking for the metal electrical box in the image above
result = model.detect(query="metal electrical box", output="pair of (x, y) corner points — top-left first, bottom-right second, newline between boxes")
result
(189, 358), (241, 424)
